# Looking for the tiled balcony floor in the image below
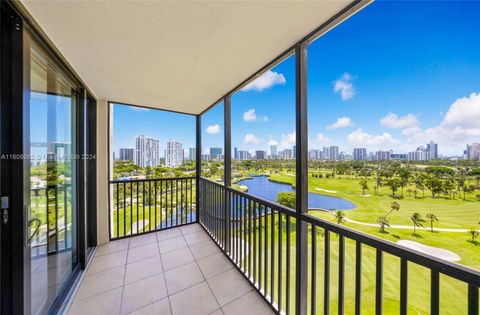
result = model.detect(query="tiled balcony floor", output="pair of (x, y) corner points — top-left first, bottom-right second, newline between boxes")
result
(67, 223), (274, 315)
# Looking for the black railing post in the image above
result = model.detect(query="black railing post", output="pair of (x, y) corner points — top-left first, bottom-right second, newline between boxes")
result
(196, 115), (201, 223)
(295, 43), (308, 315)
(224, 95), (231, 253)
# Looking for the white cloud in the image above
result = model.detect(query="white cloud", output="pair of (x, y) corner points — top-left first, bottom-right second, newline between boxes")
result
(281, 131), (296, 149)
(244, 133), (261, 144)
(315, 133), (330, 146)
(327, 117), (354, 130)
(333, 73), (355, 100)
(441, 92), (480, 129)
(206, 124), (221, 134)
(399, 93), (480, 154)
(241, 70), (286, 92)
(380, 112), (419, 129)
(347, 128), (400, 151)
(268, 139), (278, 146)
(243, 108), (269, 122)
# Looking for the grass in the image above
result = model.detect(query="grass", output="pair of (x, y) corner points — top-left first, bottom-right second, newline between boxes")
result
(225, 170), (480, 314)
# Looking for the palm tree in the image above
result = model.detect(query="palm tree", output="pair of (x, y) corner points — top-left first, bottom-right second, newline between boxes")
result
(385, 201), (401, 217)
(468, 229), (479, 242)
(334, 210), (346, 225)
(377, 216), (390, 233)
(426, 213), (439, 232)
(359, 179), (369, 195)
(411, 212), (425, 235)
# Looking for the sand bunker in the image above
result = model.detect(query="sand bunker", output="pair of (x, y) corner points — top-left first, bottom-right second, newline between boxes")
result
(315, 188), (337, 193)
(397, 240), (460, 262)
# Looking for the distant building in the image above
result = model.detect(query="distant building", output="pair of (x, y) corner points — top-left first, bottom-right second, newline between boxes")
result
(467, 143), (480, 160)
(390, 153), (407, 160)
(281, 149), (293, 159)
(210, 147), (222, 160)
(119, 148), (134, 161)
(309, 149), (320, 160)
(255, 150), (266, 160)
(353, 148), (367, 161)
(293, 145), (296, 159)
(270, 145), (277, 158)
(165, 140), (184, 168)
(201, 154), (210, 161)
(427, 141), (438, 160)
(234, 147), (238, 159)
(188, 147), (196, 161)
(237, 150), (251, 160)
(329, 146), (339, 160)
(134, 135), (160, 167)
(408, 146), (430, 161)
(375, 150), (390, 161)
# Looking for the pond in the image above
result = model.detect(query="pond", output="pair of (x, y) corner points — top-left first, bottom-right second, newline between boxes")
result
(237, 175), (356, 210)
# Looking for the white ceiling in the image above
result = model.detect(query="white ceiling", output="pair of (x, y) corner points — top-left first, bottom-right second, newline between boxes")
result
(22, 0), (356, 114)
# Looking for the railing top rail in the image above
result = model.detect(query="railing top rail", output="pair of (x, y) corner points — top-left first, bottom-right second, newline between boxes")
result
(109, 176), (195, 184)
(302, 213), (480, 287)
(200, 177), (297, 216)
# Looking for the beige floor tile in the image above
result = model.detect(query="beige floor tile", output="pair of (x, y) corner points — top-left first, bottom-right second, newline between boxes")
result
(68, 287), (122, 315)
(125, 255), (163, 284)
(207, 269), (252, 307)
(158, 236), (187, 254)
(75, 265), (125, 302)
(96, 239), (130, 256)
(222, 291), (273, 315)
(127, 242), (160, 264)
(210, 309), (224, 315)
(189, 239), (220, 260)
(156, 228), (182, 241)
(129, 297), (171, 315)
(87, 250), (127, 275)
(129, 233), (158, 248)
(121, 273), (168, 315)
(184, 230), (210, 246)
(180, 224), (204, 235)
(169, 282), (219, 315)
(161, 247), (195, 271)
(165, 262), (204, 294)
(197, 253), (233, 279)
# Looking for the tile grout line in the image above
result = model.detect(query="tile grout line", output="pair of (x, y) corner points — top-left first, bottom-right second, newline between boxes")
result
(158, 231), (174, 315)
(119, 238), (130, 315)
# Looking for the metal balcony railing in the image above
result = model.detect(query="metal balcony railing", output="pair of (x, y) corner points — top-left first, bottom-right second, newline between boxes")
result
(109, 177), (196, 240)
(198, 177), (480, 315)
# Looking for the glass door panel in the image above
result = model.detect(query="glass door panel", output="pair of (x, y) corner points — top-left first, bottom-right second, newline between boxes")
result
(28, 33), (77, 315)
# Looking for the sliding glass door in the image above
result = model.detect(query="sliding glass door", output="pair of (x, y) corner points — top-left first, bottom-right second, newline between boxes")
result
(25, 29), (79, 315)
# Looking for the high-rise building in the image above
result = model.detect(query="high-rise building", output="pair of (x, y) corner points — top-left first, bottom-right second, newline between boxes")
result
(165, 140), (184, 168)
(407, 146), (430, 161)
(281, 149), (293, 159)
(353, 148), (367, 161)
(375, 150), (391, 161)
(255, 150), (266, 160)
(427, 141), (438, 160)
(329, 146), (339, 160)
(188, 147), (196, 161)
(309, 149), (319, 160)
(270, 145), (277, 158)
(134, 135), (160, 167)
(234, 147), (238, 159)
(293, 145), (296, 159)
(237, 150), (251, 160)
(210, 147), (222, 160)
(467, 143), (480, 160)
(119, 148), (134, 161)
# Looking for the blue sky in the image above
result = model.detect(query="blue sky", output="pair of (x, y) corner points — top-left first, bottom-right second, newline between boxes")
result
(112, 1), (480, 157)
(112, 104), (195, 157)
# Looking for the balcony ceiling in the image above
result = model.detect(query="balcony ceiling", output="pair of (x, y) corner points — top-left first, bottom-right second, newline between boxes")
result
(21, 0), (354, 114)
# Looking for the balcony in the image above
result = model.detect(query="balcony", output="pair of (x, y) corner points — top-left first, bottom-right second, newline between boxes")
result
(68, 223), (273, 315)
(2, 1), (480, 314)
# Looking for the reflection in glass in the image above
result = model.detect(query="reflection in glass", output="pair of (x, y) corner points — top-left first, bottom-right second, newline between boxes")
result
(29, 37), (77, 315)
